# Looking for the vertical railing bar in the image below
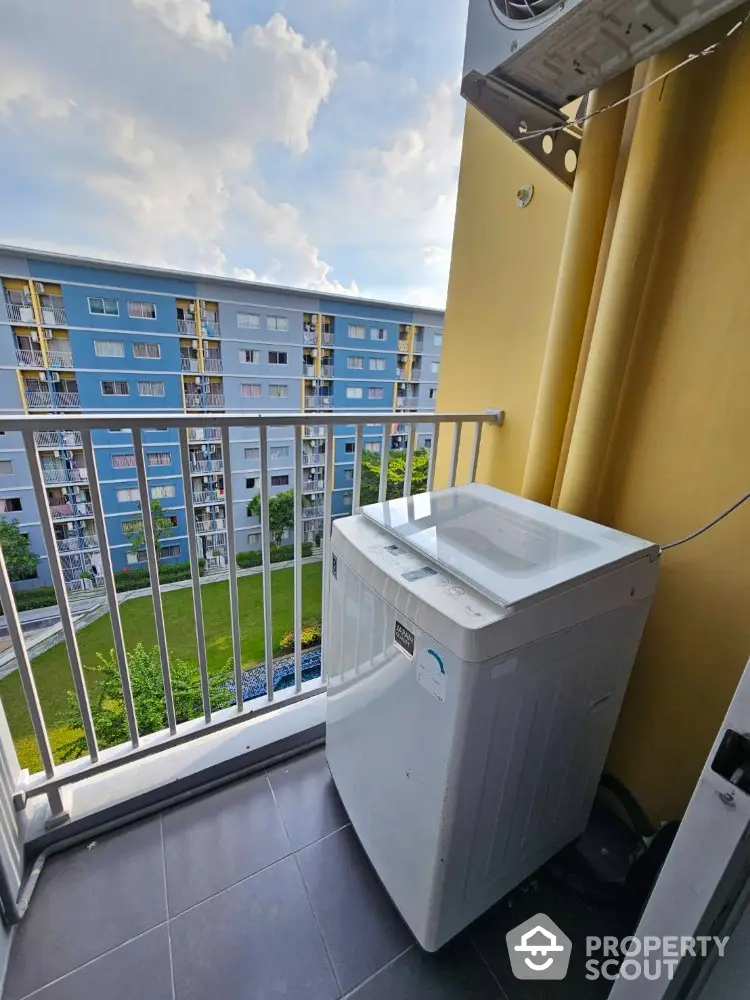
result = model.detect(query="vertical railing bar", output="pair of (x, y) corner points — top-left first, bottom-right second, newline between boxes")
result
(293, 425), (303, 693)
(221, 426), (243, 712)
(81, 429), (139, 747)
(0, 545), (55, 778)
(378, 424), (389, 502)
(321, 423), (335, 684)
(22, 430), (99, 762)
(449, 423), (463, 487)
(131, 428), (176, 735)
(178, 428), (211, 723)
(403, 425), (416, 498)
(469, 421), (483, 484)
(353, 424), (364, 511)
(258, 425), (274, 701)
(426, 421), (441, 493)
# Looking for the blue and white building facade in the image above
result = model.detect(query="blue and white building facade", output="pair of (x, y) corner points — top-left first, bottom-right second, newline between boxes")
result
(0, 247), (443, 590)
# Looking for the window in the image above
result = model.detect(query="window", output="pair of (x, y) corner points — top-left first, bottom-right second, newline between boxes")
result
(271, 475), (289, 487)
(344, 468), (354, 481)
(269, 384), (288, 398)
(245, 477), (256, 489)
(88, 296), (119, 316)
(138, 380), (165, 397)
(147, 451), (171, 467)
(101, 380), (130, 396)
(151, 484), (175, 500)
(239, 349), (260, 364)
(116, 487), (140, 503)
(128, 301), (157, 320)
(133, 342), (160, 359)
(94, 339), (125, 358)
(160, 544), (181, 559)
(367, 387), (384, 400)
(244, 447), (260, 461)
(342, 492), (353, 506)
(433, 333), (443, 347)
(365, 442), (381, 453)
(346, 386), (363, 399)
(121, 517), (142, 534)
(268, 351), (287, 365)
(429, 388), (437, 399)
(266, 316), (288, 332)
(270, 446), (290, 460)
(112, 453), (136, 469)
(431, 361), (440, 374)
(370, 327), (387, 341)
(424, 437), (432, 449)
(241, 383), (262, 398)
(347, 357), (364, 369)
(348, 324), (365, 339)
(344, 442), (355, 454)
(0, 460), (13, 475)
(237, 312), (260, 329)
(0, 497), (21, 512)
(369, 358), (386, 371)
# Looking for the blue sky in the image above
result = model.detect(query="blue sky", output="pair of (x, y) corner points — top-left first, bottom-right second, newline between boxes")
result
(0, 0), (468, 306)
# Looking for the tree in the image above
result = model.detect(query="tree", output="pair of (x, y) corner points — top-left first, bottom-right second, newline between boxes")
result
(122, 500), (174, 559)
(360, 448), (430, 506)
(58, 643), (233, 760)
(247, 489), (295, 547)
(0, 518), (40, 581)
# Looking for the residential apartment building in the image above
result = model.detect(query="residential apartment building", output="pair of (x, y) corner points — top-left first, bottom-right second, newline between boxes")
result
(0, 248), (443, 591)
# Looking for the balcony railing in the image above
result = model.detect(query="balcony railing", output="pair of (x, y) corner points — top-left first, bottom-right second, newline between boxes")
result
(189, 459), (224, 474)
(6, 302), (35, 323)
(177, 318), (196, 335)
(42, 466), (88, 486)
(35, 429), (83, 448)
(302, 451), (325, 466)
(195, 517), (226, 533)
(47, 350), (74, 368)
(303, 424), (326, 438)
(205, 393), (225, 408)
(48, 501), (94, 519)
(27, 390), (81, 410)
(187, 427), (221, 442)
(15, 348), (44, 367)
(181, 358), (200, 372)
(202, 357), (223, 373)
(56, 534), (99, 553)
(302, 479), (325, 494)
(305, 395), (333, 409)
(0, 407), (502, 842)
(192, 490), (225, 505)
(303, 364), (316, 376)
(202, 320), (220, 337)
(303, 330), (318, 344)
(40, 306), (67, 326)
(398, 339), (410, 352)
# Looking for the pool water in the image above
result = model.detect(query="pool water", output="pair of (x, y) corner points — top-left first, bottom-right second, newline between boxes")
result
(226, 647), (322, 704)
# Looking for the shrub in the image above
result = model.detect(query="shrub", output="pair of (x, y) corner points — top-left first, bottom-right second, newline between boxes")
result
(279, 617), (322, 653)
(113, 559), (206, 592)
(5, 587), (58, 613)
(236, 541), (313, 568)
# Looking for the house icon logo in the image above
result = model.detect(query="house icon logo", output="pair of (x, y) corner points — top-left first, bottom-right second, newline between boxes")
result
(505, 913), (572, 980)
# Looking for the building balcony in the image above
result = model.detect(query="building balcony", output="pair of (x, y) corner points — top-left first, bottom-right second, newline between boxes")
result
(6, 302), (35, 323)
(202, 320), (220, 337)
(35, 430), (82, 448)
(189, 459), (224, 475)
(398, 339), (410, 352)
(15, 348), (44, 367)
(302, 479), (325, 494)
(48, 501), (94, 519)
(202, 357), (223, 373)
(303, 424), (326, 438)
(303, 329), (318, 344)
(42, 466), (88, 486)
(25, 389), (80, 409)
(302, 450), (325, 466)
(185, 394), (203, 410)
(320, 363), (334, 377)
(302, 504), (324, 519)
(56, 534), (99, 553)
(40, 305), (67, 326)
(303, 363), (316, 376)
(205, 392), (225, 409)
(177, 318), (197, 335)
(304, 395), (332, 410)
(181, 358), (200, 373)
(47, 349), (74, 368)
(195, 516), (226, 534)
(192, 490), (225, 506)
(187, 427), (221, 442)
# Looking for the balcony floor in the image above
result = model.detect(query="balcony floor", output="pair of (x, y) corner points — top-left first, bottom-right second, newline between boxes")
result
(3, 748), (616, 999)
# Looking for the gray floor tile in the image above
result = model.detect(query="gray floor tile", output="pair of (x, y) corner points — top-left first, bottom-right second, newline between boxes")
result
(162, 771), (291, 915)
(298, 825), (413, 995)
(470, 874), (616, 1000)
(3, 817), (167, 1000)
(170, 855), (339, 1000)
(25, 926), (173, 1000)
(346, 936), (505, 999)
(267, 747), (349, 850)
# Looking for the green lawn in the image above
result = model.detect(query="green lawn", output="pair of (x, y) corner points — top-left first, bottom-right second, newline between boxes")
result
(0, 563), (322, 772)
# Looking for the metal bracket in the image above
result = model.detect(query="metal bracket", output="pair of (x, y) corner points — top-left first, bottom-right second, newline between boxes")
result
(485, 409), (506, 426)
(462, 72), (581, 189)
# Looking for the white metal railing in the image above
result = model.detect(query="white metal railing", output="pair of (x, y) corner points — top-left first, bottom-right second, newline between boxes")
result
(0, 407), (502, 831)
(195, 517), (226, 533)
(303, 364), (316, 376)
(47, 350), (74, 368)
(41, 306), (67, 326)
(398, 340), (410, 352)
(320, 364), (334, 377)
(302, 450), (325, 466)
(181, 358), (200, 372)
(42, 466), (88, 486)
(6, 303), (35, 323)
(303, 330), (317, 344)
(305, 396), (332, 409)
(56, 534), (99, 552)
(189, 459), (223, 474)
(15, 348), (44, 367)
(65, 576), (105, 593)
(54, 392), (81, 408)
(185, 394), (202, 409)
(30, 390), (82, 409)
(177, 318), (196, 335)
(192, 490), (224, 505)
(187, 427), (221, 442)
(26, 390), (53, 408)
(320, 331), (333, 344)
(35, 430), (83, 447)
(204, 393), (225, 408)
(202, 357), (223, 373)
(202, 321), (220, 336)
(303, 424), (326, 438)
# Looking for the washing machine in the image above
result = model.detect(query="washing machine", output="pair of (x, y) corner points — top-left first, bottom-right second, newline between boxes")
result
(325, 483), (659, 951)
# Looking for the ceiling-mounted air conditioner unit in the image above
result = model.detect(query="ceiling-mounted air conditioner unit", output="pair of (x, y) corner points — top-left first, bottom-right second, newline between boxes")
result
(462, 0), (747, 185)
(44, 328), (54, 339)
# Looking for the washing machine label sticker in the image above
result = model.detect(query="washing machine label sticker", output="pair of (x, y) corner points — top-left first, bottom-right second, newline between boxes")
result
(394, 621), (415, 659)
(416, 648), (447, 703)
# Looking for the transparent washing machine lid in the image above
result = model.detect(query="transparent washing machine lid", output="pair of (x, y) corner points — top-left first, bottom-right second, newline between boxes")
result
(361, 483), (656, 608)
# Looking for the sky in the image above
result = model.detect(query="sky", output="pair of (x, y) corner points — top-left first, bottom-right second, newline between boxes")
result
(0, 0), (469, 308)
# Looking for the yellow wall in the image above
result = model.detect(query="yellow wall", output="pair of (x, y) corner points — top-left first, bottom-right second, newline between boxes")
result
(439, 26), (750, 823)
(435, 106), (570, 491)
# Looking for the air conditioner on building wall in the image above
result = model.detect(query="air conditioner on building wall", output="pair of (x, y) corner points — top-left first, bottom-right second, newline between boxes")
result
(34, 282), (45, 294)
(462, 0), (746, 185)
(43, 329), (53, 339)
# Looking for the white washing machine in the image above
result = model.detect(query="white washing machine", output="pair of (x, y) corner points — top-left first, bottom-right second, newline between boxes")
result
(325, 484), (660, 951)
